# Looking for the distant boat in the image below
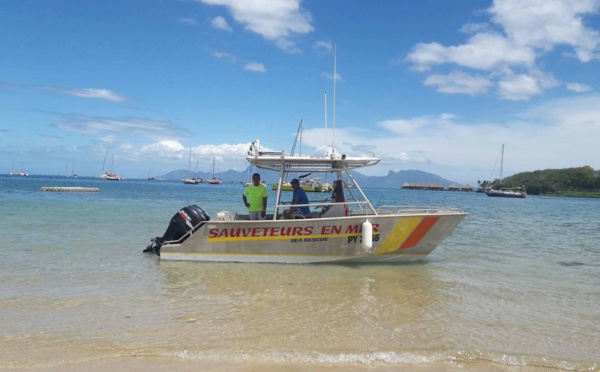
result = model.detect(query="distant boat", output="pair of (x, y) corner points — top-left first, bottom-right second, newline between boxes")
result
(105, 172), (123, 181)
(182, 149), (202, 184)
(486, 144), (526, 198)
(96, 147), (123, 179)
(101, 155), (123, 180)
(9, 170), (28, 177)
(271, 173), (330, 192)
(67, 162), (77, 178)
(147, 167), (164, 181)
(206, 157), (221, 185)
(242, 164), (257, 186)
(243, 180), (266, 187)
(9, 161), (28, 176)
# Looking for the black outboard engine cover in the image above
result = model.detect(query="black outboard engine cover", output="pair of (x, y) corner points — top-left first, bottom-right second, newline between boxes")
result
(144, 205), (210, 256)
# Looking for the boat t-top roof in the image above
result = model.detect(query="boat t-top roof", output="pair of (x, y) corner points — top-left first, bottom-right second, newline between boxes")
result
(245, 140), (380, 173)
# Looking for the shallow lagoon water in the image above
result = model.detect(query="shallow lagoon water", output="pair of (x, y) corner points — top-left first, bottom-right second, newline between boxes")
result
(1, 176), (598, 370)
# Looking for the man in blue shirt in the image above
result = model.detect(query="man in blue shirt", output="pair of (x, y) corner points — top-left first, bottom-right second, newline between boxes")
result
(283, 178), (310, 218)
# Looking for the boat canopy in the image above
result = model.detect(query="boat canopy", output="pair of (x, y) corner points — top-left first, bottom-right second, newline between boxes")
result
(245, 140), (380, 173)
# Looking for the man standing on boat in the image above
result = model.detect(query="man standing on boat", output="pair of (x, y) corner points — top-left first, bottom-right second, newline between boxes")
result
(283, 178), (310, 219)
(243, 173), (268, 220)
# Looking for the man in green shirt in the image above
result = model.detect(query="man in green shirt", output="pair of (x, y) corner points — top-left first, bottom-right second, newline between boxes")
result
(242, 173), (268, 220)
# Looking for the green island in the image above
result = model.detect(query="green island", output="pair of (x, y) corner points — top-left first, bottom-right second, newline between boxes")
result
(477, 166), (600, 197)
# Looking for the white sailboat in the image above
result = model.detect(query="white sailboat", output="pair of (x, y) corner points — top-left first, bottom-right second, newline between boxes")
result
(104, 155), (123, 180)
(9, 161), (28, 176)
(147, 167), (163, 181)
(182, 149), (201, 184)
(207, 157), (221, 184)
(486, 144), (526, 198)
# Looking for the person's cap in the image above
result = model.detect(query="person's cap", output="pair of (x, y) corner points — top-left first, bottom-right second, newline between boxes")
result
(291, 178), (299, 184)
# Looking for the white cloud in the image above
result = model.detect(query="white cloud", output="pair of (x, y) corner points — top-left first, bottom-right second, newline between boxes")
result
(212, 51), (235, 61)
(378, 114), (459, 135)
(313, 40), (333, 53)
(382, 152), (431, 165)
(424, 71), (492, 95)
(489, 0), (600, 62)
(405, 0), (600, 100)
(320, 71), (342, 82)
(498, 74), (544, 100)
(179, 17), (198, 26)
(139, 140), (185, 159)
(54, 87), (127, 102)
(567, 82), (592, 92)
(244, 62), (266, 73)
(298, 95), (600, 183)
(54, 114), (191, 139)
(211, 16), (232, 31)
(408, 33), (536, 71)
(498, 68), (559, 100)
(197, 0), (313, 53)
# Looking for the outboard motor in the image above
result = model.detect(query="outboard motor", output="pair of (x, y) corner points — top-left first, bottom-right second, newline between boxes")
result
(144, 205), (210, 256)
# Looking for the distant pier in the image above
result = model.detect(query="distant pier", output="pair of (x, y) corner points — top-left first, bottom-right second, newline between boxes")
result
(40, 186), (99, 192)
(402, 182), (474, 192)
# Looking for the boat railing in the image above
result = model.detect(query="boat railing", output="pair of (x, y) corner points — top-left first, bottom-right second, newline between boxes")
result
(376, 205), (464, 214)
(270, 202), (461, 217)
(274, 199), (371, 216)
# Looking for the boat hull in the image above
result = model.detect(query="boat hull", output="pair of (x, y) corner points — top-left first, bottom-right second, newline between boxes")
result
(159, 211), (467, 263)
(486, 190), (526, 198)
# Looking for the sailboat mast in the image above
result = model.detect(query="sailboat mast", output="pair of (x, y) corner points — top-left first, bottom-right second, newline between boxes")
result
(101, 146), (109, 174)
(188, 149), (192, 178)
(500, 144), (504, 186)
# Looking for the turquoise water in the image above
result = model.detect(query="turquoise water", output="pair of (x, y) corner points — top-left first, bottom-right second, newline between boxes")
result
(1, 175), (598, 370)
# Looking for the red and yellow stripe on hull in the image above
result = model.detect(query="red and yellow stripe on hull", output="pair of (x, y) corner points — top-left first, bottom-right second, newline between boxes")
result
(374, 216), (440, 255)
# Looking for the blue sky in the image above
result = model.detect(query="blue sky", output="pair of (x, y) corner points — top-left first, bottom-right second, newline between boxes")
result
(2, 0), (600, 184)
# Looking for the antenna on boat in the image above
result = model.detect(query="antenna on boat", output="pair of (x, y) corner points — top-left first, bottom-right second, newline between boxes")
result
(324, 92), (328, 156)
(332, 42), (337, 155)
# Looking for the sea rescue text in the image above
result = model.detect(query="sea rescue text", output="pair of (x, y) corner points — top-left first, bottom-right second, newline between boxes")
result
(208, 223), (380, 239)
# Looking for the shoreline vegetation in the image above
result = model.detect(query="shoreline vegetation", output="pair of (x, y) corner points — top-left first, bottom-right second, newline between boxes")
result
(478, 165), (600, 197)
